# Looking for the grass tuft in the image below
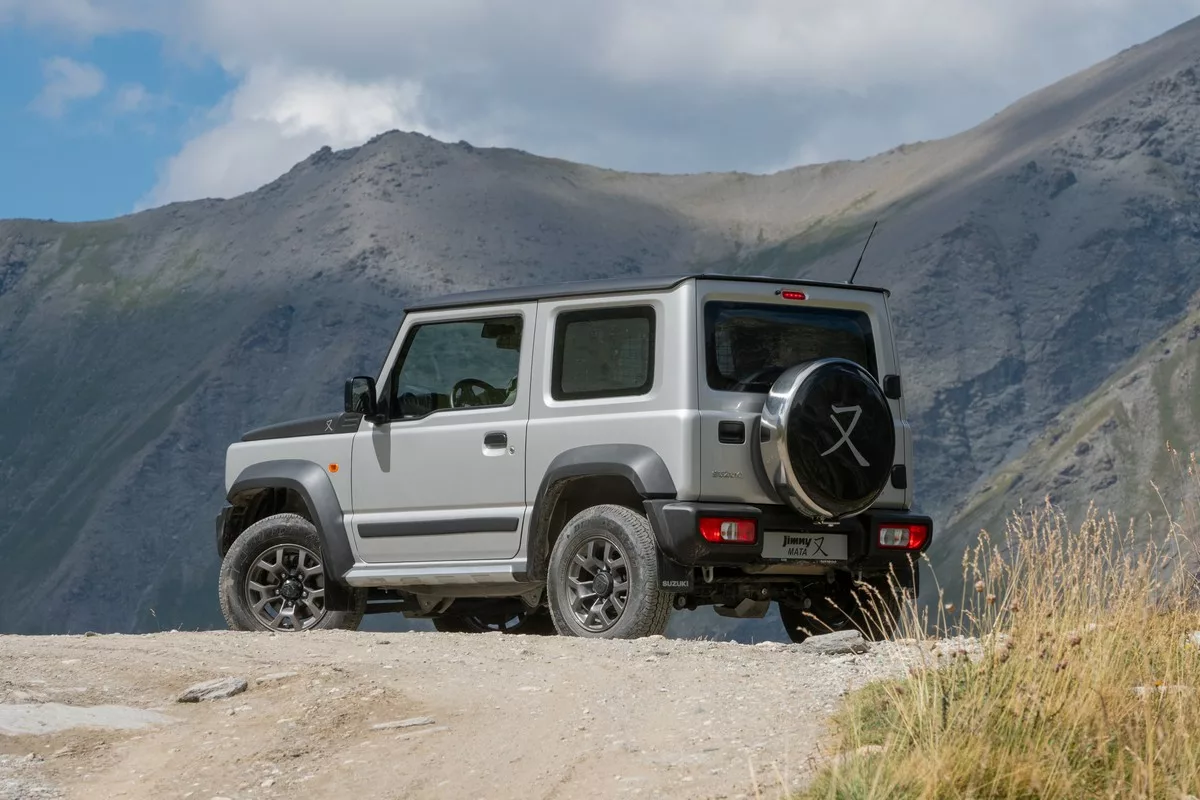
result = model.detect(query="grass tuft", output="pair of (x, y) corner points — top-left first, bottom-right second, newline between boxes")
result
(801, 447), (1200, 800)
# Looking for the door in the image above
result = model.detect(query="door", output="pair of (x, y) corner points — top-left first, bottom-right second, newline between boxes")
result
(348, 304), (535, 564)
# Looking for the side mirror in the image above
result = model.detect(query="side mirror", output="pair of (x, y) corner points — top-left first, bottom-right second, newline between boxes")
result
(345, 376), (384, 422)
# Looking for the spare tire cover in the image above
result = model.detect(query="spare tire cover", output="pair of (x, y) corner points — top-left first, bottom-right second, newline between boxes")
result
(758, 358), (895, 519)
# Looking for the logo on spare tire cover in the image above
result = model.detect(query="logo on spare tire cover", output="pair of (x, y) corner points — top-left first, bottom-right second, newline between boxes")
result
(785, 361), (894, 518)
(820, 405), (869, 467)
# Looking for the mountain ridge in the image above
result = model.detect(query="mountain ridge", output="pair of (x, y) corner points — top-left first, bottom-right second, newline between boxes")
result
(5, 16), (1200, 636)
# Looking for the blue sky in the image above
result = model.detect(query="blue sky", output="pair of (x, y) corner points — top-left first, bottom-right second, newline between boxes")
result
(3, 1), (1200, 223)
(0, 25), (233, 221)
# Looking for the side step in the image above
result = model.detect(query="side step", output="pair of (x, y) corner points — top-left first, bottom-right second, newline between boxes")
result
(343, 559), (528, 588)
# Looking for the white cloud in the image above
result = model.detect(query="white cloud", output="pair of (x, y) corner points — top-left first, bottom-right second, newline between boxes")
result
(138, 66), (444, 208)
(111, 83), (149, 114)
(8, 0), (1200, 208)
(30, 56), (105, 118)
(0, 0), (155, 37)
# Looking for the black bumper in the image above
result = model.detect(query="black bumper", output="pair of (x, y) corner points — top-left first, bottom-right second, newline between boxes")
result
(644, 500), (932, 573)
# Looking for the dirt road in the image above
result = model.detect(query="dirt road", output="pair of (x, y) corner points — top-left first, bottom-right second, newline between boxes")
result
(0, 629), (954, 799)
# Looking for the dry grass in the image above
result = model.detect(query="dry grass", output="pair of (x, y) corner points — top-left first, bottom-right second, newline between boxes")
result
(801, 449), (1200, 800)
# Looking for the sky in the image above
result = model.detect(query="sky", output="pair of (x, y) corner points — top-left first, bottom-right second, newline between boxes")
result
(2, 1), (1200, 223)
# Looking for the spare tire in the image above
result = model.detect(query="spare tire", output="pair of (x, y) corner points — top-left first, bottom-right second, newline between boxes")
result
(758, 358), (895, 520)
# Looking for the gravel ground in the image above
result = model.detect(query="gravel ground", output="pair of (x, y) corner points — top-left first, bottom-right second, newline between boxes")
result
(0, 630), (978, 799)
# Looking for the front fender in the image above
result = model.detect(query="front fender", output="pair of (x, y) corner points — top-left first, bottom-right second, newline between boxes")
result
(224, 459), (356, 609)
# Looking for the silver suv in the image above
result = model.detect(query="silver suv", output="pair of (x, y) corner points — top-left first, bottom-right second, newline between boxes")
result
(215, 273), (932, 641)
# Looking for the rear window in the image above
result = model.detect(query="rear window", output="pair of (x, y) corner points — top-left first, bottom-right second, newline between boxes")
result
(704, 301), (876, 393)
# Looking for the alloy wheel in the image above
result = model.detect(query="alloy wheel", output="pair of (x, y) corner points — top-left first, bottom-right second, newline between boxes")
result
(565, 535), (630, 633)
(244, 543), (327, 631)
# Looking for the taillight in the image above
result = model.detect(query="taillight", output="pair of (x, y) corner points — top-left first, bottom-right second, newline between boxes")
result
(699, 517), (757, 544)
(878, 523), (928, 550)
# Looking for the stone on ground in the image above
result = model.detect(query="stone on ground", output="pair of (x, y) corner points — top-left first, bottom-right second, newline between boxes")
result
(177, 677), (248, 703)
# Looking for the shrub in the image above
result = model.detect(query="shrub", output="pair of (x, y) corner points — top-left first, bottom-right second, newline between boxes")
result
(802, 472), (1200, 799)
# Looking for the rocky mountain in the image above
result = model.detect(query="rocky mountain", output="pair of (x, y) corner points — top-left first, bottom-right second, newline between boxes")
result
(4, 16), (1200, 637)
(941, 290), (1200, 588)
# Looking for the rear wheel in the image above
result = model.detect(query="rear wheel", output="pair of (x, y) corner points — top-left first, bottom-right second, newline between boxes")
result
(546, 504), (673, 639)
(778, 575), (905, 643)
(432, 605), (557, 635)
(847, 577), (905, 641)
(219, 513), (366, 632)
(778, 592), (853, 644)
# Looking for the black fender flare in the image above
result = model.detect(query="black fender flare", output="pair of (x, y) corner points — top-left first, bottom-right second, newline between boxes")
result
(524, 444), (676, 581)
(224, 459), (357, 610)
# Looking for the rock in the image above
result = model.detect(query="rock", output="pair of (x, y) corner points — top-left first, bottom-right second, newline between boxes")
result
(1187, 631), (1200, 647)
(262, 778), (276, 788)
(370, 716), (436, 731)
(0, 703), (177, 735)
(177, 677), (248, 703)
(255, 672), (299, 685)
(395, 725), (450, 741)
(794, 630), (870, 656)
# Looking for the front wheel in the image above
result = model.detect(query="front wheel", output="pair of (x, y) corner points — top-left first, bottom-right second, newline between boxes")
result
(219, 513), (366, 632)
(546, 504), (673, 639)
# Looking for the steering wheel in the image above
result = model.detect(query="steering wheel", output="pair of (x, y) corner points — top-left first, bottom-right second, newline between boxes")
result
(451, 377), (498, 408)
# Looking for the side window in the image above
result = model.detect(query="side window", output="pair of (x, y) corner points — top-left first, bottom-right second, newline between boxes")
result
(551, 306), (655, 401)
(389, 315), (523, 418)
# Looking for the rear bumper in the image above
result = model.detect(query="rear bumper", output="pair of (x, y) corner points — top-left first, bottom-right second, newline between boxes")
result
(644, 500), (931, 575)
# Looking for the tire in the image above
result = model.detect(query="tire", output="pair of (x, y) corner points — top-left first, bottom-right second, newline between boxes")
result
(219, 512), (366, 632)
(432, 605), (557, 635)
(846, 577), (903, 641)
(546, 504), (673, 639)
(758, 358), (896, 520)
(778, 575), (903, 643)
(778, 592), (854, 644)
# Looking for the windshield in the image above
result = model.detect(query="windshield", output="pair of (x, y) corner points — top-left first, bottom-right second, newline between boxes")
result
(704, 301), (877, 393)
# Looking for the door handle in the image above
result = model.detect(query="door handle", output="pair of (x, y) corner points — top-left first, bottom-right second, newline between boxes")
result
(483, 431), (508, 449)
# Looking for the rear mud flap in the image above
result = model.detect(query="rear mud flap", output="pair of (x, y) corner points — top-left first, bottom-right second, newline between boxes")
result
(656, 551), (694, 593)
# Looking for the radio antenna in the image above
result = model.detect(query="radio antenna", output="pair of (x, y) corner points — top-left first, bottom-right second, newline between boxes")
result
(847, 220), (879, 285)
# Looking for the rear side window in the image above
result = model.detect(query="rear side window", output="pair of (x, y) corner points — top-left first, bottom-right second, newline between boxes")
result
(705, 301), (876, 393)
(552, 306), (655, 400)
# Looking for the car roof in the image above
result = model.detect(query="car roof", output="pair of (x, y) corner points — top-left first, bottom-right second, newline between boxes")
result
(404, 272), (889, 313)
